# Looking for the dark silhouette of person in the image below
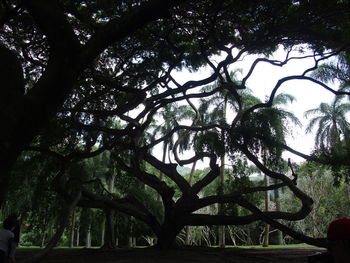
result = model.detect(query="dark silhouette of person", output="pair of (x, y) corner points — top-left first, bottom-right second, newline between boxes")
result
(327, 217), (350, 263)
(0, 214), (20, 263)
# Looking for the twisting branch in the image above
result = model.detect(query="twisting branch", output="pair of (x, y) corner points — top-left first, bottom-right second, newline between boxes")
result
(80, 0), (190, 64)
(302, 49), (345, 76)
(288, 158), (298, 184)
(191, 155), (220, 194)
(79, 189), (162, 235)
(236, 197), (327, 248)
(172, 90), (200, 164)
(241, 49), (339, 87)
(237, 143), (314, 218)
(190, 181), (287, 212)
(242, 74), (350, 121)
(144, 152), (190, 194)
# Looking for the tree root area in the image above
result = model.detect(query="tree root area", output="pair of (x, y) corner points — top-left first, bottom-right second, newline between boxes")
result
(17, 247), (326, 263)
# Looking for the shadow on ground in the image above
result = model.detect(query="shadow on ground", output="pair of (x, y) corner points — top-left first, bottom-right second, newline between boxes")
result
(17, 247), (326, 263)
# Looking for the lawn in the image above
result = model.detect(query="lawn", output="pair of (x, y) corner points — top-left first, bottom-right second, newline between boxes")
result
(16, 244), (325, 263)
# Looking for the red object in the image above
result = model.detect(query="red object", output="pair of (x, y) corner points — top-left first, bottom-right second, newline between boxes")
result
(327, 218), (350, 240)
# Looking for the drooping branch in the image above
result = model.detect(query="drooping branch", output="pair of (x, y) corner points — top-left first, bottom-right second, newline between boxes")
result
(79, 189), (162, 234)
(26, 145), (108, 163)
(18, 191), (82, 263)
(242, 74), (350, 122)
(51, 159), (163, 234)
(241, 50), (339, 87)
(189, 181), (287, 213)
(236, 197), (327, 248)
(238, 144), (314, 220)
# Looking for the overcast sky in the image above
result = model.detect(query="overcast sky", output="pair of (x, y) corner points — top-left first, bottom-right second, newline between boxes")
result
(170, 46), (338, 167)
(236, 47), (335, 162)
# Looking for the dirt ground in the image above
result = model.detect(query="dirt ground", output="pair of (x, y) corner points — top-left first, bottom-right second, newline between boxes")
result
(16, 247), (326, 263)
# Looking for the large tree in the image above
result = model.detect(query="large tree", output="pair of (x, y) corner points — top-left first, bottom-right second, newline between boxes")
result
(2, 0), (350, 252)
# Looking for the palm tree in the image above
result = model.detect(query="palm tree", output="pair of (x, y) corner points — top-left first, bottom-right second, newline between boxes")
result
(311, 52), (350, 93)
(151, 103), (193, 181)
(243, 92), (301, 246)
(197, 78), (237, 248)
(83, 151), (118, 248)
(304, 98), (350, 151)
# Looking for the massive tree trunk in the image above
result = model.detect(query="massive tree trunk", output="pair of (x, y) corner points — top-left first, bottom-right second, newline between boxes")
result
(156, 222), (182, 249)
(0, 54), (80, 209)
(102, 209), (116, 249)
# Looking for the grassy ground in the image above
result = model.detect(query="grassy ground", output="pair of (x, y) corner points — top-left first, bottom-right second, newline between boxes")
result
(17, 243), (317, 250)
(234, 243), (318, 249)
(16, 244), (325, 263)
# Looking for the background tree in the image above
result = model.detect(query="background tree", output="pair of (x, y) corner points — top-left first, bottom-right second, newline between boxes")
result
(281, 162), (350, 239)
(304, 98), (350, 151)
(311, 52), (350, 93)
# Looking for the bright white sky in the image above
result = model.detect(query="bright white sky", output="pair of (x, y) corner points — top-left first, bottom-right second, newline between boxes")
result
(234, 47), (335, 163)
(170, 46), (337, 167)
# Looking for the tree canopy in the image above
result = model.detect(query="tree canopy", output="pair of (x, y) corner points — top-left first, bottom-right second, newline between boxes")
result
(1, 0), (350, 253)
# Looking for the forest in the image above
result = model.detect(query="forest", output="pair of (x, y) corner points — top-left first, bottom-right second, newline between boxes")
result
(1, 0), (350, 262)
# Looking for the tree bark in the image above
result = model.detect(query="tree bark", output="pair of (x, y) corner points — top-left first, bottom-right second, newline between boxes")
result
(156, 142), (168, 201)
(218, 96), (227, 248)
(85, 224), (91, 248)
(102, 209), (116, 249)
(127, 216), (134, 248)
(40, 232), (46, 248)
(274, 185), (283, 245)
(69, 209), (76, 248)
(157, 224), (181, 249)
(76, 224), (80, 247)
(100, 217), (105, 247)
(218, 152), (226, 248)
(185, 161), (196, 245)
(262, 174), (270, 247)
